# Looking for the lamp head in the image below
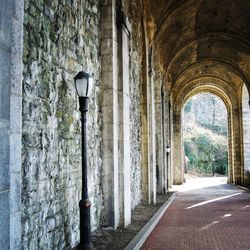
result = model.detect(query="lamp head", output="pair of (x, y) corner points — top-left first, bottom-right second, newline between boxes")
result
(74, 71), (94, 97)
(166, 146), (171, 154)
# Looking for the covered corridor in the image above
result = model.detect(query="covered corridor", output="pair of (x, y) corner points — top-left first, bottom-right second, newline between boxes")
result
(1, 0), (250, 248)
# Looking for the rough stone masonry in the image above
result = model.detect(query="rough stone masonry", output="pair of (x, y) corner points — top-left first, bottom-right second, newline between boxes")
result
(22, 0), (103, 248)
(21, 0), (143, 249)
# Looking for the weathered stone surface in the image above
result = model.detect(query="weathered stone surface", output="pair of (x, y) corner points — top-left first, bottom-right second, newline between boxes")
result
(129, 14), (143, 210)
(10, 211), (21, 250)
(242, 84), (250, 186)
(22, 0), (103, 248)
(0, 191), (10, 250)
(0, 49), (11, 120)
(0, 127), (10, 191)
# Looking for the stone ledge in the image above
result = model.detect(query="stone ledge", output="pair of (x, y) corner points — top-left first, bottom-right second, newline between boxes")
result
(92, 192), (176, 250)
(231, 184), (250, 191)
(124, 192), (176, 250)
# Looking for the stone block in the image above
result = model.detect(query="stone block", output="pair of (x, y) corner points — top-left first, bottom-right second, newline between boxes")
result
(101, 38), (113, 55)
(101, 54), (114, 74)
(10, 172), (21, 213)
(103, 123), (115, 141)
(11, 54), (23, 95)
(0, 6), (12, 50)
(13, 0), (24, 21)
(0, 49), (11, 120)
(0, 129), (9, 191)
(10, 95), (22, 133)
(0, 0), (13, 13)
(9, 133), (21, 172)
(101, 72), (115, 89)
(100, 21), (114, 39)
(0, 191), (10, 250)
(102, 89), (114, 106)
(102, 158), (114, 176)
(11, 18), (23, 56)
(100, 0), (113, 7)
(101, 5), (113, 22)
(10, 211), (21, 250)
(102, 139), (115, 160)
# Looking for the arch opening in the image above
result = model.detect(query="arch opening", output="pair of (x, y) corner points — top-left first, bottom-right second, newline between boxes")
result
(183, 92), (229, 180)
(171, 78), (243, 186)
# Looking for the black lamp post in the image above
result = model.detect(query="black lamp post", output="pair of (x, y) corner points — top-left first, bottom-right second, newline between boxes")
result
(74, 71), (93, 249)
(166, 145), (171, 189)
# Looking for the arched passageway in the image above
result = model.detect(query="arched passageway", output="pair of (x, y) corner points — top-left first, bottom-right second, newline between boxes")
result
(171, 78), (243, 185)
(146, 0), (250, 188)
(3, 1), (250, 248)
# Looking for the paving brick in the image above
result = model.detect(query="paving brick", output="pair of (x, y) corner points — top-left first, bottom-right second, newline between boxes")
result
(141, 178), (250, 250)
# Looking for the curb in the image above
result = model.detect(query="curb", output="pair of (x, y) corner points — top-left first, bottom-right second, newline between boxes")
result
(124, 192), (176, 250)
(235, 185), (249, 191)
(229, 183), (249, 191)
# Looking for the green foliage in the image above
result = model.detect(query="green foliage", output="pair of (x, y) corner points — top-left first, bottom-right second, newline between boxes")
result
(183, 93), (228, 176)
(184, 135), (228, 175)
(184, 100), (192, 113)
(197, 122), (228, 136)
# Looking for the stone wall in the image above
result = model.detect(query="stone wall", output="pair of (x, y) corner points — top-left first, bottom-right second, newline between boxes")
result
(22, 0), (103, 248)
(129, 32), (142, 209)
(128, 6), (143, 210)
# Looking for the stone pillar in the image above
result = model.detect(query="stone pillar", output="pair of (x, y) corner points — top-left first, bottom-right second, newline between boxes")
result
(242, 84), (250, 186)
(155, 76), (165, 194)
(232, 106), (244, 185)
(100, 0), (120, 228)
(165, 94), (172, 188)
(0, 1), (23, 249)
(227, 112), (234, 184)
(140, 28), (150, 202)
(172, 110), (184, 185)
(148, 68), (156, 203)
(117, 11), (131, 227)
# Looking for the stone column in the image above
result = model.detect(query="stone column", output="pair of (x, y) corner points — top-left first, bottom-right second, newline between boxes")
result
(242, 84), (250, 186)
(165, 94), (172, 188)
(232, 106), (244, 185)
(117, 11), (131, 227)
(155, 76), (165, 194)
(148, 67), (156, 203)
(100, 0), (120, 228)
(172, 110), (184, 185)
(0, 1), (23, 249)
(140, 27), (150, 202)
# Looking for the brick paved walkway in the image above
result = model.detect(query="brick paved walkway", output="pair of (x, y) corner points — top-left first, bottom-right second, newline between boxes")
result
(141, 177), (250, 250)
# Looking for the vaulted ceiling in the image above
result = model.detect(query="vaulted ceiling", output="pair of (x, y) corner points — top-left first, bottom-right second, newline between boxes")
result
(144, 0), (250, 94)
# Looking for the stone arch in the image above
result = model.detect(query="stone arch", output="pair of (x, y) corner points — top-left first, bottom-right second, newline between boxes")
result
(171, 77), (243, 185)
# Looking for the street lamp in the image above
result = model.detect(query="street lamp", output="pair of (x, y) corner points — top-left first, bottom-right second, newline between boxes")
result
(166, 146), (171, 154)
(74, 71), (94, 249)
(166, 145), (171, 189)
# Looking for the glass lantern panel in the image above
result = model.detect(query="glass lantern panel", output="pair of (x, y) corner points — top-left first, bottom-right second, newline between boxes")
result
(76, 78), (88, 97)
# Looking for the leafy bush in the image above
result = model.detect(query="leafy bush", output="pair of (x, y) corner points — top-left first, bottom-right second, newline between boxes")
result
(183, 93), (228, 176)
(184, 130), (228, 175)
